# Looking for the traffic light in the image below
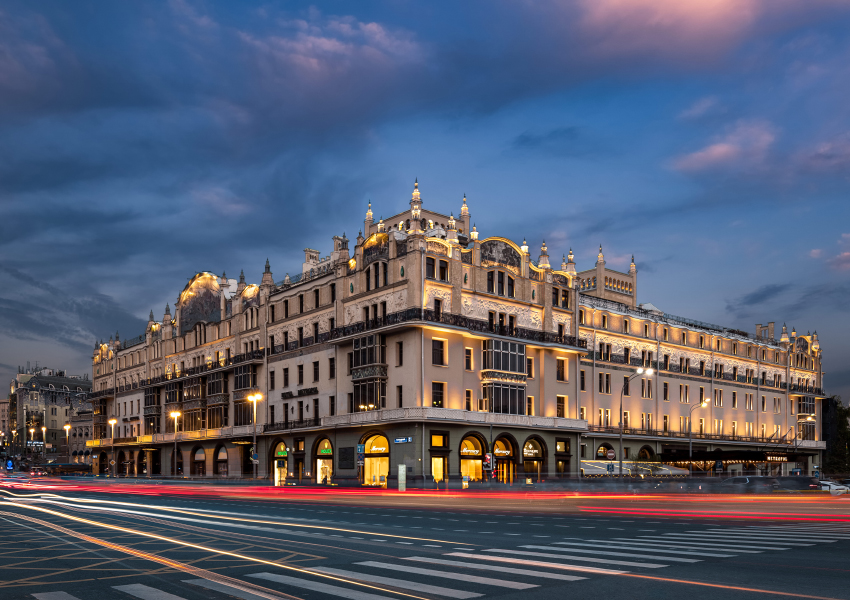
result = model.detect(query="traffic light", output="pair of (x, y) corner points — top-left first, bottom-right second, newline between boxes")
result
(483, 453), (493, 470)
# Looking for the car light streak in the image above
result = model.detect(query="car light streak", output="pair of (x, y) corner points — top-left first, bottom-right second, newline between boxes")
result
(0, 489), (473, 545)
(617, 572), (843, 600)
(2, 502), (430, 600)
(580, 506), (850, 522)
(0, 510), (299, 599)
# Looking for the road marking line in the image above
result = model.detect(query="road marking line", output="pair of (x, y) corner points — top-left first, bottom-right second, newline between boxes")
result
(483, 548), (667, 568)
(556, 540), (736, 557)
(354, 561), (537, 590)
(445, 552), (628, 575)
(525, 545), (700, 563)
(183, 579), (278, 600)
(402, 556), (585, 581)
(630, 537), (781, 551)
(32, 593), (84, 600)
(310, 566), (482, 599)
(659, 534), (813, 547)
(247, 572), (396, 600)
(112, 584), (188, 600)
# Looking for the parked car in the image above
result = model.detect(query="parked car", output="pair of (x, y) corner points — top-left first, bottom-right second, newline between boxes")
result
(775, 476), (821, 492)
(29, 467), (47, 477)
(718, 476), (779, 493)
(819, 481), (849, 495)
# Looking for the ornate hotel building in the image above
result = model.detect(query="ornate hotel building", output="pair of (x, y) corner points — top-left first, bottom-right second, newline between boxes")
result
(88, 181), (827, 484)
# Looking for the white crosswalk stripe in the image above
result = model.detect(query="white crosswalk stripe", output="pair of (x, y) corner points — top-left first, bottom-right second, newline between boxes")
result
(113, 584), (188, 600)
(680, 531), (835, 543)
(707, 528), (850, 539)
(556, 540), (738, 557)
(309, 566), (483, 598)
(400, 556), (586, 581)
(657, 533), (816, 546)
(482, 548), (668, 568)
(183, 579), (279, 600)
(529, 544), (701, 562)
(247, 572), (397, 600)
(32, 593), (83, 600)
(631, 536), (785, 551)
(353, 561), (537, 589)
(446, 552), (629, 574)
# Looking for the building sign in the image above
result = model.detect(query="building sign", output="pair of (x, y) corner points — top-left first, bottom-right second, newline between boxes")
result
(493, 439), (512, 457)
(460, 447), (481, 455)
(394, 436), (413, 444)
(523, 441), (541, 458)
(319, 448), (332, 455)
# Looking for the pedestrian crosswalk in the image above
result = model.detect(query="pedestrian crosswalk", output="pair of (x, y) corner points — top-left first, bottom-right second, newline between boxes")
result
(29, 522), (850, 600)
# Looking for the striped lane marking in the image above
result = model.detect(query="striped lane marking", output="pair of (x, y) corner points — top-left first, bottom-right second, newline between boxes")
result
(401, 556), (585, 581)
(353, 561), (536, 590)
(523, 544), (701, 562)
(555, 540), (736, 557)
(182, 579), (279, 600)
(629, 537), (782, 551)
(247, 572), (396, 600)
(112, 584), (187, 600)
(309, 566), (482, 599)
(483, 548), (667, 568)
(445, 552), (627, 575)
(32, 594), (83, 600)
(659, 533), (816, 546)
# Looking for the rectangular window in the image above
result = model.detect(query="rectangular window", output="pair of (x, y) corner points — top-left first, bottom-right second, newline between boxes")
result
(270, 370), (275, 390)
(465, 389), (472, 411)
(283, 300), (289, 319)
(663, 381), (668, 401)
(507, 276), (514, 298)
(605, 373), (611, 394)
(580, 406), (586, 420)
(313, 361), (319, 382)
(465, 348), (473, 371)
(599, 372), (604, 393)
(624, 319), (629, 333)
(762, 395), (766, 412)
(439, 260), (448, 281)
(497, 271), (505, 295)
(526, 396), (533, 416)
(526, 357), (534, 378)
(482, 382), (527, 415)
(602, 314), (608, 329)
(329, 357), (335, 379)
(330, 283), (336, 303)
(556, 395), (566, 418)
(396, 341), (403, 366)
(431, 382), (445, 408)
(297, 364), (304, 385)
(579, 309), (585, 325)
(580, 370), (585, 391)
(623, 376), (630, 396)
(487, 271), (494, 293)
(432, 339), (445, 366)
(556, 358), (566, 381)
(426, 257), (436, 279)
(663, 415), (669, 432)
(397, 385), (403, 408)
(299, 294), (304, 313)
(329, 396), (336, 416)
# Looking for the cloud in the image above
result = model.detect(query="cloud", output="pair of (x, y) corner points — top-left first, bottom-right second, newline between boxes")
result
(509, 127), (603, 157)
(827, 252), (850, 271)
(725, 283), (791, 316)
(794, 132), (850, 173)
(673, 120), (776, 172)
(678, 96), (720, 120)
(810, 249), (823, 258)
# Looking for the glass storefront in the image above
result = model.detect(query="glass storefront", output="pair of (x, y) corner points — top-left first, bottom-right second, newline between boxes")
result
(273, 442), (288, 486)
(316, 438), (333, 484)
(460, 436), (483, 485)
(363, 434), (389, 488)
(215, 446), (228, 477)
(431, 456), (446, 483)
(493, 438), (515, 484)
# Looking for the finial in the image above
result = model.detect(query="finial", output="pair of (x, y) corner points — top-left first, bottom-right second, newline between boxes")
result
(165, 303), (171, 315)
(222, 270), (226, 279)
(149, 310), (154, 321)
(264, 258), (270, 273)
(239, 269), (245, 283)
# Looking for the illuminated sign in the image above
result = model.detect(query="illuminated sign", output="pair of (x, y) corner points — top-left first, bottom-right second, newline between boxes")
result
(394, 437), (413, 444)
(275, 450), (287, 457)
(370, 447), (387, 453)
(461, 448), (481, 455)
(494, 448), (511, 456)
(319, 449), (332, 455)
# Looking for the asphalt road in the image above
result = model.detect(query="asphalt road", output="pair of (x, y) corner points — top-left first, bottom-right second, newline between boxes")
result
(0, 480), (848, 600)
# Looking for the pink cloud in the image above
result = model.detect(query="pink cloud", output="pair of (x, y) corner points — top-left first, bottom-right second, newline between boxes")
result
(673, 120), (776, 172)
(679, 96), (720, 119)
(796, 133), (850, 172)
(827, 252), (850, 271)
(809, 249), (823, 258)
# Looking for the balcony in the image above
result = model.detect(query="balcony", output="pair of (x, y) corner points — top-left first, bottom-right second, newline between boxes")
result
(265, 417), (321, 432)
(586, 424), (817, 446)
(298, 308), (588, 351)
(322, 407), (587, 431)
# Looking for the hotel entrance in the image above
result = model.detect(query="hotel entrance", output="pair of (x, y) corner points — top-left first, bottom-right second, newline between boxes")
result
(522, 438), (544, 482)
(493, 438), (515, 484)
(315, 438), (333, 484)
(460, 436), (484, 487)
(362, 434), (389, 488)
(273, 442), (288, 486)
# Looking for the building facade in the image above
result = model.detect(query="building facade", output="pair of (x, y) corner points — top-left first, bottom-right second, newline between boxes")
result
(88, 181), (826, 483)
(9, 367), (92, 461)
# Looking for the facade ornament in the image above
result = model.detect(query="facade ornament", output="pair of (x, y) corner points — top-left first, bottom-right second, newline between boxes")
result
(470, 224), (478, 241)
(521, 238), (529, 254)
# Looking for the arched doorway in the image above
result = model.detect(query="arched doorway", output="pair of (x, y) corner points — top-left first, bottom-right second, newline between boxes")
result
(192, 447), (206, 476)
(175, 448), (184, 477)
(137, 451), (147, 476)
(459, 435), (484, 486)
(215, 446), (229, 477)
(271, 442), (287, 485)
(363, 434), (389, 488)
(117, 450), (127, 477)
(493, 437), (515, 484)
(522, 438), (545, 482)
(98, 451), (107, 475)
(316, 439), (333, 484)
(71, 451), (78, 464)
(596, 443), (614, 459)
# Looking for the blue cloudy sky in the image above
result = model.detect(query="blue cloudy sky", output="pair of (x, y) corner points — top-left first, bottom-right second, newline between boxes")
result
(1, 1), (849, 399)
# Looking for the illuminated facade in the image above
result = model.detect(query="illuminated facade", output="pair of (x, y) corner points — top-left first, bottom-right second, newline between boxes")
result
(89, 181), (826, 483)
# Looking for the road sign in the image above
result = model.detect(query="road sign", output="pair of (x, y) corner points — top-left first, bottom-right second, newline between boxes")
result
(607, 463), (614, 473)
(394, 437), (413, 444)
(606, 449), (615, 460)
(357, 444), (365, 453)
(110, 460), (115, 466)
(714, 459), (723, 471)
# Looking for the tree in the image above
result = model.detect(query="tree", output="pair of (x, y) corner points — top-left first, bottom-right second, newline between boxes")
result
(824, 396), (850, 475)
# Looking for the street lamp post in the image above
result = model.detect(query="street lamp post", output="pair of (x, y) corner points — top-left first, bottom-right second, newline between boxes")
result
(619, 367), (652, 478)
(64, 424), (70, 462)
(248, 394), (263, 480)
(170, 411), (181, 477)
(108, 419), (117, 477)
(688, 399), (709, 477)
(41, 426), (46, 460)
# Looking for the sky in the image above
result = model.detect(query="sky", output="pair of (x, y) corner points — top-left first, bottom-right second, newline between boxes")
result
(1, 1), (849, 400)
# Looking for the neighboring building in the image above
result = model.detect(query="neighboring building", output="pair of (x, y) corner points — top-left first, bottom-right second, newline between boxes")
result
(9, 366), (92, 460)
(0, 398), (9, 450)
(88, 181), (827, 483)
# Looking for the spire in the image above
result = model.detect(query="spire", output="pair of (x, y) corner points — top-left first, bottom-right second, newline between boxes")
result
(470, 223), (479, 241)
(460, 193), (469, 217)
(357, 230), (364, 245)
(149, 310), (154, 321)
(448, 212), (456, 230)
(165, 303), (171, 315)
(239, 270), (245, 284)
(410, 178), (421, 210)
(377, 216), (385, 233)
(222, 270), (226, 280)
(812, 331), (820, 352)
(538, 240), (551, 269)
(262, 258), (274, 286)
(365, 201), (373, 225)
(780, 323), (789, 343)
(629, 254), (637, 275)
(565, 248), (576, 275)
(264, 259), (270, 273)
(561, 255), (568, 271)
(596, 244), (605, 265)
(521, 238), (529, 254)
